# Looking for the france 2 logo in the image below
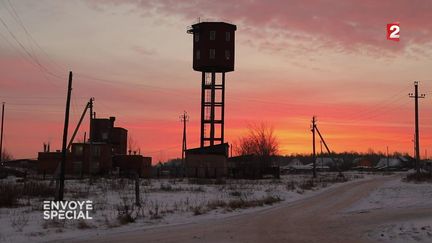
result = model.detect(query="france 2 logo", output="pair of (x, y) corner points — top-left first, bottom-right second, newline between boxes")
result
(387, 23), (400, 41)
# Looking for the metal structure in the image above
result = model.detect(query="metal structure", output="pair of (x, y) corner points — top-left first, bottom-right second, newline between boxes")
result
(188, 21), (237, 147)
(180, 111), (189, 161)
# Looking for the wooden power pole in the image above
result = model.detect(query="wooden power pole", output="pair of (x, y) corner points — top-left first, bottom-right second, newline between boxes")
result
(409, 81), (425, 175)
(311, 116), (316, 178)
(57, 71), (73, 201)
(0, 102), (4, 163)
(89, 97), (94, 173)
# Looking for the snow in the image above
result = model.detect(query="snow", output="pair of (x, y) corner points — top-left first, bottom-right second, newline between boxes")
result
(347, 175), (432, 212)
(0, 172), (368, 243)
(366, 219), (432, 243)
(346, 174), (432, 243)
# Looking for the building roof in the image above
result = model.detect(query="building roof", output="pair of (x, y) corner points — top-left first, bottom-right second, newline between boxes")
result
(186, 143), (229, 156)
(375, 157), (404, 168)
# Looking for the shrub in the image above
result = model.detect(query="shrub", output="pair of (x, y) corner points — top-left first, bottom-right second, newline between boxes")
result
(299, 179), (315, 190)
(286, 181), (296, 191)
(228, 195), (282, 210)
(207, 200), (227, 210)
(21, 181), (55, 197)
(192, 205), (206, 215)
(229, 191), (242, 197)
(116, 198), (138, 224)
(10, 211), (29, 232)
(77, 219), (93, 229)
(404, 172), (432, 183)
(0, 182), (20, 207)
(149, 202), (162, 219)
(0, 181), (55, 207)
(160, 183), (173, 191)
(188, 178), (225, 185)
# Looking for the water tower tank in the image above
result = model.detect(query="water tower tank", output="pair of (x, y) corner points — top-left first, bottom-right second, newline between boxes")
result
(188, 22), (237, 72)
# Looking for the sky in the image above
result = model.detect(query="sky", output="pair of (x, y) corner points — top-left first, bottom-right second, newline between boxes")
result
(1, 0), (432, 162)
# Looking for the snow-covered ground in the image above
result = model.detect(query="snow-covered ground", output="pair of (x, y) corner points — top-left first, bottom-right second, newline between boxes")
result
(346, 173), (432, 243)
(0, 172), (367, 243)
(347, 175), (432, 212)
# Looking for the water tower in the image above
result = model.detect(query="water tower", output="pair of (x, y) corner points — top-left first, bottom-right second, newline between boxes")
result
(187, 21), (237, 147)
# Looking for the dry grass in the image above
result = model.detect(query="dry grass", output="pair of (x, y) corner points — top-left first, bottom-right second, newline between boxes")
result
(404, 172), (432, 183)
(10, 210), (29, 232)
(0, 181), (55, 207)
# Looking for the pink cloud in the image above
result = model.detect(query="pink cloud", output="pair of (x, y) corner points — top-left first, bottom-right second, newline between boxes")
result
(86, 0), (432, 57)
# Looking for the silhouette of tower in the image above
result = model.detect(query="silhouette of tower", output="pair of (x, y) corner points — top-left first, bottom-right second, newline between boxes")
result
(188, 21), (236, 147)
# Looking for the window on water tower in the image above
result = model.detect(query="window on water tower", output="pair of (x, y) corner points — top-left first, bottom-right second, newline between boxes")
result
(194, 33), (199, 42)
(209, 49), (216, 59)
(196, 50), (200, 60)
(210, 31), (216, 40)
(225, 32), (230, 41)
(225, 50), (230, 60)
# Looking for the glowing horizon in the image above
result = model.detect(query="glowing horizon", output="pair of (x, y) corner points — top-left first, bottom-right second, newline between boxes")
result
(2, 0), (432, 162)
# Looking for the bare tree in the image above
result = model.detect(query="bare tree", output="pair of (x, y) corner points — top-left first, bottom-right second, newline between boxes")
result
(1, 149), (13, 162)
(236, 123), (279, 158)
(128, 135), (139, 155)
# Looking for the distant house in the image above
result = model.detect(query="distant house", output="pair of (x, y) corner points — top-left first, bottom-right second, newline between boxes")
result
(423, 160), (432, 172)
(280, 158), (330, 173)
(285, 158), (302, 168)
(352, 157), (374, 170)
(229, 155), (279, 179)
(113, 155), (152, 178)
(375, 156), (411, 170)
(316, 157), (342, 168)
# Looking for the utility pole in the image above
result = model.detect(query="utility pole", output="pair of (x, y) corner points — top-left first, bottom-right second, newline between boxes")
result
(180, 111), (189, 162)
(320, 140), (323, 169)
(386, 146), (389, 171)
(89, 97), (94, 173)
(412, 134), (416, 159)
(409, 81), (425, 175)
(314, 123), (343, 177)
(311, 116), (316, 178)
(0, 102), (4, 163)
(57, 71), (73, 201)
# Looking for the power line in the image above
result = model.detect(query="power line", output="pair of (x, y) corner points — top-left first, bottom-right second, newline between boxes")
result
(0, 8), (64, 85)
(2, 0), (66, 72)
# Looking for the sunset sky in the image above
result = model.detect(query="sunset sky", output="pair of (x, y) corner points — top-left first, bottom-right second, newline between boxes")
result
(2, 0), (432, 162)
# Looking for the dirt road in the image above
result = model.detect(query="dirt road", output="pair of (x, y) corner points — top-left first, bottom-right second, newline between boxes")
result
(68, 176), (431, 243)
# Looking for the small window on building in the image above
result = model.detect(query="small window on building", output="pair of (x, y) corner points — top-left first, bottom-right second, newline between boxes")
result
(194, 33), (199, 42)
(93, 146), (101, 157)
(196, 50), (200, 60)
(75, 145), (83, 156)
(225, 50), (230, 60)
(225, 32), (230, 41)
(210, 31), (216, 40)
(209, 49), (215, 59)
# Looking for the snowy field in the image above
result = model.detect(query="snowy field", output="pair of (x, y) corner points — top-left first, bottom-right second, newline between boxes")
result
(0, 172), (366, 243)
(347, 173), (432, 243)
